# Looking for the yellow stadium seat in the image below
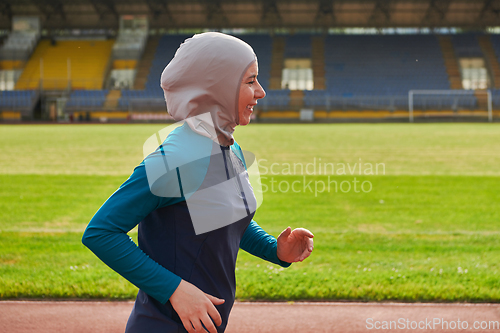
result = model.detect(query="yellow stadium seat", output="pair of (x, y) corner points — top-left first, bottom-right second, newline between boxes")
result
(16, 40), (114, 90)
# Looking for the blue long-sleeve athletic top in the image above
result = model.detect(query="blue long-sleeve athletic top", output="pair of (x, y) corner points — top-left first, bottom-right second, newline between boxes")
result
(82, 123), (290, 311)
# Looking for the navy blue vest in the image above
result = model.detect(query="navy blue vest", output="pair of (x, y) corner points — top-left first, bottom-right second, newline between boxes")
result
(126, 144), (255, 333)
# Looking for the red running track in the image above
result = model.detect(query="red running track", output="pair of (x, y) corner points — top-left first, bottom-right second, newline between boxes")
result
(1, 301), (499, 333)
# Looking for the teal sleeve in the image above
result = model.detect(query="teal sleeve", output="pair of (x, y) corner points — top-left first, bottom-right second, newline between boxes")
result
(82, 164), (183, 304)
(240, 220), (292, 268)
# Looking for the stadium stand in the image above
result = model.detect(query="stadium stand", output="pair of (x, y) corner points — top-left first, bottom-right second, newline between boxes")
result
(117, 33), (480, 113)
(237, 34), (273, 91)
(0, 61), (23, 90)
(284, 34), (312, 59)
(311, 36), (326, 90)
(302, 34), (478, 111)
(477, 35), (500, 90)
(119, 88), (165, 110)
(451, 33), (483, 58)
(489, 90), (500, 108)
(0, 60), (24, 70)
(0, 31), (39, 60)
(0, 89), (37, 108)
(66, 90), (108, 109)
(261, 89), (291, 109)
(1, 31), (497, 121)
(118, 34), (190, 109)
(239, 34), (275, 108)
(269, 37), (285, 90)
(133, 37), (159, 90)
(1, 2), (500, 123)
(261, 35), (307, 109)
(450, 34), (500, 109)
(487, 35), (500, 68)
(15, 39), (114, 90)
(0, 29), (39, 94)
(0, 89), (38, 119)
(324, 35), (449, 95)
(486, 35), (500, 107)
(438, 36), (463, 90)
(119, 33), (277, 112)
(112, 30), (147, 60)
(145, 35), (190, 93)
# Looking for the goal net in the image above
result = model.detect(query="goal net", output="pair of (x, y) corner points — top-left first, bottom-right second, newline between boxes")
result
(408, 90), (492, 123)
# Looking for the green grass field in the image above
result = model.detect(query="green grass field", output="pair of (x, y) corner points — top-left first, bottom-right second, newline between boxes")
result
(0, 124), (499, 302)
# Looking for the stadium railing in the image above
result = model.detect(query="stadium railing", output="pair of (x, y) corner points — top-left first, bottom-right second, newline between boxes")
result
(15, 78), (106, 91)
(58, 92), (493, 113)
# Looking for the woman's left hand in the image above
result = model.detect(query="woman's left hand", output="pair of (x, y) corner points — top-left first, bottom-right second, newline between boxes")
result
(276, 227), (314, 263)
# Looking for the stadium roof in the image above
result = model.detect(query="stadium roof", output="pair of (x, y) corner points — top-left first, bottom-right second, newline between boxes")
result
(1, 0), (500, 31)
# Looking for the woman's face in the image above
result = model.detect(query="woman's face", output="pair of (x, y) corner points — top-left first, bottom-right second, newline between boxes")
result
(238, 61), (266, 126)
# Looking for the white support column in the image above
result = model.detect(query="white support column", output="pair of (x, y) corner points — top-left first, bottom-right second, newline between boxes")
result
(408, 90), (414, 123)
(487, 90), (492, 123)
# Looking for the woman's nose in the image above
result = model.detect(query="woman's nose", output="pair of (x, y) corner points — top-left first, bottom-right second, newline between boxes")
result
(255, 82), (266, 99)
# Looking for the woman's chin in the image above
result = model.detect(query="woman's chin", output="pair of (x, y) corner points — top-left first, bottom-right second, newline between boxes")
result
(238, 114), (252, 126)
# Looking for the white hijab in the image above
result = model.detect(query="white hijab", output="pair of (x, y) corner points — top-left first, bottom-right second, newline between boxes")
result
(160, 32), (256, 146)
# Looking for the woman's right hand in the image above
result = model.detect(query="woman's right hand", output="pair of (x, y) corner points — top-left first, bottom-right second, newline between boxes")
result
(169, 279), (225, 333)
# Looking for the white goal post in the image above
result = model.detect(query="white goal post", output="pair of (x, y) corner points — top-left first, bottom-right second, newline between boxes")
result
(408, 90), (493, 123)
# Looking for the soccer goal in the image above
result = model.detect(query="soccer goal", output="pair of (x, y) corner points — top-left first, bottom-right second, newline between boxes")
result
(408, 90), (493, 123)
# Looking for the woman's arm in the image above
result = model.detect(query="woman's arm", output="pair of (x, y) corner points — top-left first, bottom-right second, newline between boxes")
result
(239, 220), (292, 267)
(82, 163), (183, 304)
(240, 220), (314, 265)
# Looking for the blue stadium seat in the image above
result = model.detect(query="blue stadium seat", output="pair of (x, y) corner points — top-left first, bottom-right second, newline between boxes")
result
(324, 34), (450, 99)
(451, 34), (483, 57)
(320, 34), (461, 110)
(261, 89), (290, 108)
(0, 90), (37, 109)
(67, 90), (108, 109)
(284, 34), (312, 58)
